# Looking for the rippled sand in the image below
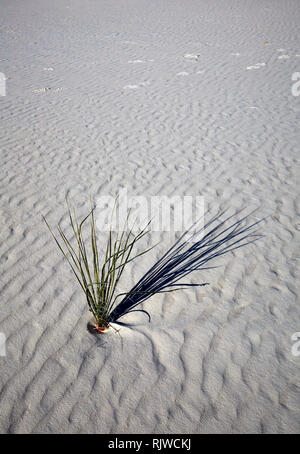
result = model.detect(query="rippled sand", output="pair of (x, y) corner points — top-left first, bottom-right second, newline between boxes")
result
(0, 0), (299, 434)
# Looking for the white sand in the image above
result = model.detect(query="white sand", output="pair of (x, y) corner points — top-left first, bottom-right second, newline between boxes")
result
(0, 0), (299, 434)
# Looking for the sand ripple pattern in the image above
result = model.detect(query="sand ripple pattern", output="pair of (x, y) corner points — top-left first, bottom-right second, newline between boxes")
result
(0, 0), (299, 434)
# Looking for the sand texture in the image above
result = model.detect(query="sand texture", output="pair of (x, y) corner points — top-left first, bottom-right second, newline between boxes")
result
(0, 0), (299, 434)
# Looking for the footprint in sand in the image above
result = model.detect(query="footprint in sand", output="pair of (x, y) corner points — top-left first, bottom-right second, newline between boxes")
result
(246, 62), (266, 70)
(123, 85), (139, 89)
(231, 53), (240, 56)
(33, 87), (64, 93)
(278, 55), (290, 59)
(128, 59), (154, 64)
(43, 67), (54, 71)
(184, 54), (199, 60)
(176, 70), (205, 77)
(121, 41), (138, 45)
(123, 82), (149, 90)
(128, 60), (144, 64)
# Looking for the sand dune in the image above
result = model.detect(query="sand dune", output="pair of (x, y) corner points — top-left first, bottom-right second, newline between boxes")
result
(0, 0), (299, 434)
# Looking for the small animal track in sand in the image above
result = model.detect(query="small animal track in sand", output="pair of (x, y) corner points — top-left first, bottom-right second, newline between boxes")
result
(278, 55), (290, 59)
(43, 67), (54, 71)
(176, 71), (189, 76)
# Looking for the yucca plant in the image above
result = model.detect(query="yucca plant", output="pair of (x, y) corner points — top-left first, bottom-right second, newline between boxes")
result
(43, 198), (156, 332)
(107, 210), (262, 324)
(44, 199), (262, 333)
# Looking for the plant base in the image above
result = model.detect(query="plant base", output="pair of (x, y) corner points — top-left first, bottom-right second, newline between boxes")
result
(87, 320), (110, 334)
(96, 325), (110, 333)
